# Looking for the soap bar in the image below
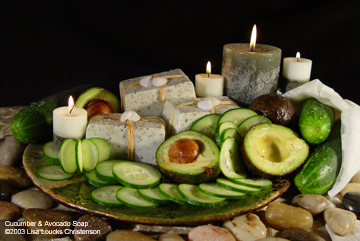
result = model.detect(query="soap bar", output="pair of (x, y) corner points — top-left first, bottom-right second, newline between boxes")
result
(162, 96), (239, 136)
(119, 69), (196, 117)
(85, 114), (166, 166)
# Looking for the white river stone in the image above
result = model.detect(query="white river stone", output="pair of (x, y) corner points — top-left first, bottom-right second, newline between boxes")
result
(223, 213), (267, 240)
(324, 207), (357, 236)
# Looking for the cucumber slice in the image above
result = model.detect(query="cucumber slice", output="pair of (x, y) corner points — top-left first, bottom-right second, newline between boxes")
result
(75, 139), (83, 173)
(220, 128), (242, 146)
(89, 138), (111, 162)
(59, 139), (77, 174)
(137, 186), (171, 204)
(158, 183), (189, 205)
(215, 121), (239, 146)
(231, 178), (273, 189)
(178, 184), (228, 207)
(199, 183), (246, 199)
(116, 186), (158, 209)
(112, 161), (162, 189)
(217, 108), (257, 126)
(42, 141), (59, 164)
(238, 115), (272, 137)
(82, 139), (99, 172)
(85, 169), (118, 187)
(219, 137), (247, 179)
(96, 160), (123, 182)
(91, 185), (124, 206)
(189, 114), (220, 141)
(37, 165), (74, 181)
(216, 178), (261, 194)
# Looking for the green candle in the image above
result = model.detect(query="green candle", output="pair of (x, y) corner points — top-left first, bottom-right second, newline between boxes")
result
(221, 43), (282, 106)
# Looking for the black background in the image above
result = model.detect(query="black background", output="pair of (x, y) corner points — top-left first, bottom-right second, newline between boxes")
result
(2, 1), (360, 107)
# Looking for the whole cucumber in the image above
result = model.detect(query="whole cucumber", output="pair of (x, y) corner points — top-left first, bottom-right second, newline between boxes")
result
(294, 138), (342, 195)
(298, 98), (335, 144)
(11, 81), (119, 144)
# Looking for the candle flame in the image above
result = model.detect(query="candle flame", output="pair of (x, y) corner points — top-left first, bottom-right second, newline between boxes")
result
(296, 52), (301, 62)
(250, 24), (257, 51)
(206, 61), (211, 76)
(68, 96), (75, 114)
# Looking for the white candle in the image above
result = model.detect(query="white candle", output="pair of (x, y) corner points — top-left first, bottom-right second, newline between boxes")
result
(195, 61), (224, 97)
(53, 96), (87, 139)
(282, 52), (312, 92)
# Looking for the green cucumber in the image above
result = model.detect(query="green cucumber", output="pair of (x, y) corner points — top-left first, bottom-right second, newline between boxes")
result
(95, 160), (123, 183)
(219, 138), (247, 179)
(220, 128), (242, 146)
(37, 165), (74, 181)
(59, 139), (77, 174)
(238, 115), (272, 137)
(91, 185), (124, 206)
(75, 139), (83, 173)
(137, 186), (171, 204)
(42, 141), (59, 164)
(112, 161), (162, 189)
(116, 186), (158, 209)
(199, 183), (246, 199)
(81, 139), (99, 172)
(189, 114), (220, 141)
(158, 183), (189, 205)
(298, 98), (335, 144)
(217, 108), (257, 126)
(178, 184), (228, 207)
(89, 138), (111, 162)
(85, 169), (117, 187)
(215, 121), (239, 147)
(294, 139), (342, 195)
(216, 178), (261, 194)
(231, 178), (273, 189)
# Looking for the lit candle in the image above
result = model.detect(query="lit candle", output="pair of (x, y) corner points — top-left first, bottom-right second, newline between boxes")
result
(221, 25), (282, 106)
(282, 52), (312, 92)
(195, 61), (224, 97)
(52, 96), (87, 151)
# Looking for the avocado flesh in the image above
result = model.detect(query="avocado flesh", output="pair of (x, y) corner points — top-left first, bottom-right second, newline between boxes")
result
(75, 87), (120, 113)
(241, 123), (309, 179)
(156, 130), (220, 184)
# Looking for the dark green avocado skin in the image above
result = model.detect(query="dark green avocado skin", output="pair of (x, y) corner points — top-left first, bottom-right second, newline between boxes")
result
(249, 93), (295, 126)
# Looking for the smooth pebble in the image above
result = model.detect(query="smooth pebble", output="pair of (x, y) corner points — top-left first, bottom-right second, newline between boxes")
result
(0, 201), (19, 220)
(158, 233), (185, 241)
(281, 228), (319, 241)
(11, 189), (53, 209)
(188, 224), (235, 241)
(324, 207), (357, 236)
(292, 194), (329, 215)
(223, 213), (266, 240)
(350, 170), (360, 183)
(0, 180), (12, 201)
(73, 214), (112, 241)
(0, 166), (33, 189)
(0, 220), (26, 241)
(0, 135), (26, 166)
(265, 202), (313, 230)
(106, 230), (156, 241)
(340, 183), (360, 196)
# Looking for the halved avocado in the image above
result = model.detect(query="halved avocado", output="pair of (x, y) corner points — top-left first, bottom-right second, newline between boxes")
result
(156, 130), (220, 184)
(75, 87), (120, 113)
(241, 123), (309, 179)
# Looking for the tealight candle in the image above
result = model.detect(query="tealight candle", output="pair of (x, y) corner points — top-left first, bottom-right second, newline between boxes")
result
(282, 52), (312, 92)
(52, 96), (87, 151)
(195, 61), (224, 97)
(221, 25), (282, 106)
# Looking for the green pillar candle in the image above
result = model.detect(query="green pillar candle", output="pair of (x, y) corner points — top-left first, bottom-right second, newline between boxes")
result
(221, 43), (282, 106)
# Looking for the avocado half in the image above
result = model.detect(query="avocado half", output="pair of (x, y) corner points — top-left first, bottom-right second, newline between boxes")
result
(241, 123), (309, 179)
(156, 130), (220, 184)
(75, 87), (120, 113)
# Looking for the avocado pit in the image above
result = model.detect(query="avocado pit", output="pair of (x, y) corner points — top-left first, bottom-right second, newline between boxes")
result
(168, 138), (200, 164)
(86, 100), (113, 120)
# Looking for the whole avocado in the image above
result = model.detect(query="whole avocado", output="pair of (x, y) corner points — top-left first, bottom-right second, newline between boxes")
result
(249, 93), (295, 126)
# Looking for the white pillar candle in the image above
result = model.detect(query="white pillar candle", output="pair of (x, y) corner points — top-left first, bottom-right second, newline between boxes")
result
(282, 52), (312, 92)
(195, 61), (224, 97)
(53, 97), (87, 139)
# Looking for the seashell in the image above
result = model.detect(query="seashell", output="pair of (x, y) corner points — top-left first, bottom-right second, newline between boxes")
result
(139, 76), (153, 87)
(120, 110), (133, 122)
(152, 77), (168, 86)
(207, 97), (221, 106)
(128, 111), (140, 121)
(197, 98), (213, 110)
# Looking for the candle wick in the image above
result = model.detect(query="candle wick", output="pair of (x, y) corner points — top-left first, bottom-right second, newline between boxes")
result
(250, 46), (254, 52)
(297, 58), (299, 62)
(69, 106), (75, 114)
(208, 73), (210, 78)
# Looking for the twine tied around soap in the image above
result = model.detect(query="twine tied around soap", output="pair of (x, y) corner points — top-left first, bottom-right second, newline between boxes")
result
(120, 74), (186, 112)
(167, 98), (237, 136)
(124, 116), (166, 161)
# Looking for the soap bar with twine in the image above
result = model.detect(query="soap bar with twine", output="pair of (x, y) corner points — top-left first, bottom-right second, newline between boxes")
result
(119, 69), (196, 117)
